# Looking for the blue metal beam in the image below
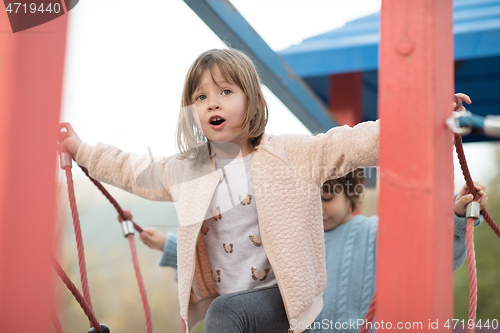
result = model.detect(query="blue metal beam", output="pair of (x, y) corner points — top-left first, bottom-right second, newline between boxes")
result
(183, 0), (338, 132)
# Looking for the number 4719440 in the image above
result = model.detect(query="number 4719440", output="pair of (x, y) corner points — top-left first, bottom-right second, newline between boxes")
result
(444, 319), (499, 330)
(5, 3), (62, 14)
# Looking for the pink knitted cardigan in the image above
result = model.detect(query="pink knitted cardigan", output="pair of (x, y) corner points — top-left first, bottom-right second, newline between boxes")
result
(75, 120), (379, 332)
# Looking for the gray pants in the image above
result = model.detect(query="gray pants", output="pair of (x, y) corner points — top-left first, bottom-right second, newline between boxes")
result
(204, 284), (292, 333)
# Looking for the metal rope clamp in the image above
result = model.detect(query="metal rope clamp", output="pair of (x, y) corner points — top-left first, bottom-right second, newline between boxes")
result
(59, 151), (73, 169)
(121, 220), (135, 237)
(446, 109), (473, 135)
(466, 201), (481, 220)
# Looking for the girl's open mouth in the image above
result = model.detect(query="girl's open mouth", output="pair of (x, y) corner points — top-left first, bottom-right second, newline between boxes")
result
(209, 116), (226, 129)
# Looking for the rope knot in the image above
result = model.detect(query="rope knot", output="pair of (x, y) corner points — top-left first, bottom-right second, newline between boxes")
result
(118, 210), (133, 223)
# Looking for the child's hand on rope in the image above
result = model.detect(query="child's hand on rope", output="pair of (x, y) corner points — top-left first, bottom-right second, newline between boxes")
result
(140, 227), (166, 251)
(454, 181), (488, 217)
(453, 93), (472, 111)
(59, 122), (82, 158)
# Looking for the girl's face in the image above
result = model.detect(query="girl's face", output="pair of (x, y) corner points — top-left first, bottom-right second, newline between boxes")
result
(192, 67), (251, 154)
(321, 190), (352, 231)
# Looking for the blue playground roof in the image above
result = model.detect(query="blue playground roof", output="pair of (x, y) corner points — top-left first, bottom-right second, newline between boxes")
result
(279, 0), (500, 142)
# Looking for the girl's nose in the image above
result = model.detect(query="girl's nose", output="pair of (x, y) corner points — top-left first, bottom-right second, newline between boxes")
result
(208, 96), (220, 111)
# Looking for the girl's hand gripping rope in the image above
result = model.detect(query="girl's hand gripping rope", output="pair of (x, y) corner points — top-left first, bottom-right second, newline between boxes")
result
(454, 181), (488, 218)
(58, 122), (82, 157)
(453, 93), (472, 111)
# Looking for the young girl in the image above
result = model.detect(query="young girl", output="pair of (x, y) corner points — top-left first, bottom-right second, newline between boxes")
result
(58, 48), (463, 333)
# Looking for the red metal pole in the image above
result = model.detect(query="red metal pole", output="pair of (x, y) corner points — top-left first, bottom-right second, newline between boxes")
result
(0, 7), (68, 332)
(378, 0), (454, 330)
(328, 72), (363, 127)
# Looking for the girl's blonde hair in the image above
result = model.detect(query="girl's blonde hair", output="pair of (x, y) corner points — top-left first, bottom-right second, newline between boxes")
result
(176, 48), (269, 160)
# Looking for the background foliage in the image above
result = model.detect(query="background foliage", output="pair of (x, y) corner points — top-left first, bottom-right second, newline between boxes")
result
(454, 143), (500, 327)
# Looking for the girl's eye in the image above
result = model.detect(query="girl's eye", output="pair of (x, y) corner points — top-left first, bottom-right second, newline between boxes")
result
(196, 95), (206, 101)
(321, 196), (333, 202)
(222, 89), (232, 95)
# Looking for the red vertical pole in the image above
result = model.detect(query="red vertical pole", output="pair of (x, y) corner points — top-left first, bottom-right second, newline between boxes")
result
(0, 8), (68, 333)
(378, 0), (454, 330)
(328, 72), (363, 127)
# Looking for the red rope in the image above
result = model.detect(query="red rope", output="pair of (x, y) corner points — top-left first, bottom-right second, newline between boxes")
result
(359, 292), (377, 333)
(80, 166), (143, 232)
(466, 217), (477, 333)
(52, 257), (101, 330)
(454, 133), (500, 332)
(127, 235), (154, 333)
(63, 167), (95, 322)
(454, 134), (499, 236)
(59, 158), (153, 331)
(76, 164), (153, 332)
(481, 209), (500, 238)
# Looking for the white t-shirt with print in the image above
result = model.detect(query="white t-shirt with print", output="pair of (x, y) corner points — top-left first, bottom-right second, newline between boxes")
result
(201, 152), (277, 295)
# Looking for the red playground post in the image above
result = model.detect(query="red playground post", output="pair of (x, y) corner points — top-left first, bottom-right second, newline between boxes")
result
(329, 72), (363, 127)
(0, 7), (68, 332)
(378, 0), (454, 330)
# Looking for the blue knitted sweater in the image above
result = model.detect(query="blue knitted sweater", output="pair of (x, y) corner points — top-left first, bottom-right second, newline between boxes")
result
(308, 212), (481, 333)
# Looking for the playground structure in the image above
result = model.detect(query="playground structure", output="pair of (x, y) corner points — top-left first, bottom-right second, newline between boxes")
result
(278, 0), (500, 143)
(1, 0), (499, 332)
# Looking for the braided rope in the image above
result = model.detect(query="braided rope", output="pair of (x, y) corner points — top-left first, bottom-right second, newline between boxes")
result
(454, 135), (499, 236)
(453, 132), (500, 332)
(481, 209), (500, 238)
(80, 166), (143, 232)
(78, 165), (152, 332)
(466, 217), (477, 333)
(63, 167), (95, 320)
(52, 257), (101, 330)
(56, 158), (152, 332)
(127, 235), (153, 333)
(454, 133), (479, 331)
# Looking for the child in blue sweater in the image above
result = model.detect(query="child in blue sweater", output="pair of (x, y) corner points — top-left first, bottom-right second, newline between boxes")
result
(312, 171), (486, 333)
(140, 172), (487, 332)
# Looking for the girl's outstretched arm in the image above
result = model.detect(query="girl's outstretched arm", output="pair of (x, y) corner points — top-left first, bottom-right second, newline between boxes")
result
(59, 123), (174, 202)
(276, 120), (380, 187)
(278, 93), (468, 188)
